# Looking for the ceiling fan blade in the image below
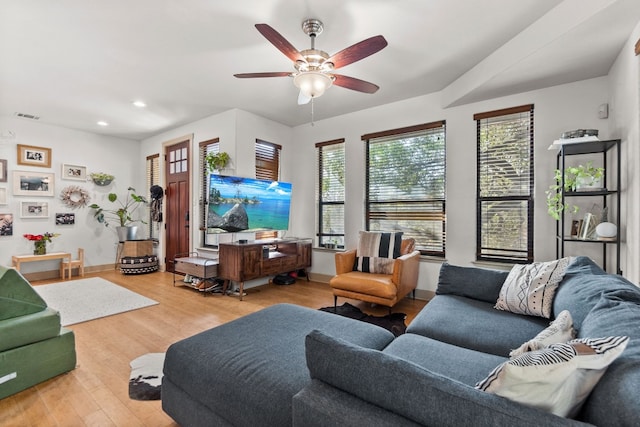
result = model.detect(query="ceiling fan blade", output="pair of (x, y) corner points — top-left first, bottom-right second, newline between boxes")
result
(333, 74), (380, 94)
(234, 72), (291, 78)
(297, 91), (311, 105)
(326, 35), (388, 69)
(255, 24), (305, 63)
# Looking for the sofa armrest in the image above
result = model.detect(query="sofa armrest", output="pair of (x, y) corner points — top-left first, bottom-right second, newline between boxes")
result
(305, 330), (591, 427)
(392, 250), (420, 298)
(334, 250), (356, 275)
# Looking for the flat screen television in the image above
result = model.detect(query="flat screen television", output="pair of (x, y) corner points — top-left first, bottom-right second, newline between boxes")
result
(206, 174), (292, 234)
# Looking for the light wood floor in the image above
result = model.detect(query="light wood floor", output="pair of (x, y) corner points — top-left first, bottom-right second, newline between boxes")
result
(0, 270), (427, 427)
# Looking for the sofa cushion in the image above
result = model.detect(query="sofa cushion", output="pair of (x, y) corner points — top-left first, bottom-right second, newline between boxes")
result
(0, 307), (62, 352)
(383, 333), (506, 386)
(495, 258), (570, 318)
(355, 231), (402, 274)
(510, 310), (575, 357)
(435, 262), (509, 304)
(163, 304), (394, 427)
(576, 290), (640, 425)
(0, 267), (47, 321)
(476, 336), (628, 418)
(552, 256), (640, 329)
(407, 295), (548, 357)
(304, 329), (585, 427)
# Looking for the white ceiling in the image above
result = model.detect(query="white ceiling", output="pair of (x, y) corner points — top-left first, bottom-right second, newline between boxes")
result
(1, 0), (639, 140)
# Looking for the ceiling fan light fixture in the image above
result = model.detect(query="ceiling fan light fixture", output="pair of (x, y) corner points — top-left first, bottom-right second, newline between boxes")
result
(294, 72), (333, 98)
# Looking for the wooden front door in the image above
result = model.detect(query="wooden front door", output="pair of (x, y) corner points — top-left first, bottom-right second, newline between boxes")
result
(165, 140), (190, 272)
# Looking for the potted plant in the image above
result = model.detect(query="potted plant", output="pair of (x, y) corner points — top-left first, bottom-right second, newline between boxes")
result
(89, 187), (147, 241)
(205, 152), (230, 172)
(90, 172), (115, 186)
(546, 162), (605, 220)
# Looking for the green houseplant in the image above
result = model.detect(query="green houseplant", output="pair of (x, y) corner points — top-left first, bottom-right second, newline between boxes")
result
(206, 152), (230, 172)
(89, 187), (147, 227)
(546, 162), (605, 220)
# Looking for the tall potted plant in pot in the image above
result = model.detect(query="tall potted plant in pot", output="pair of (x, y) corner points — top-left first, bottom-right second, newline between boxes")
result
(89, 187), (148, 241)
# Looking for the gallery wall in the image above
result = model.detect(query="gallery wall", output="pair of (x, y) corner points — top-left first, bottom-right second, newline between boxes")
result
(0, 117), (142, 274)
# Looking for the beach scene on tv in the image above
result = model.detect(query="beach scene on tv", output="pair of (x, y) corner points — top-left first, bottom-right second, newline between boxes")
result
(206, 175), (292, 233)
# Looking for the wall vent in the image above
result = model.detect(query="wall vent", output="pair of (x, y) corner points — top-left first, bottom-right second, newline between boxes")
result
(14, 112), (40, 120)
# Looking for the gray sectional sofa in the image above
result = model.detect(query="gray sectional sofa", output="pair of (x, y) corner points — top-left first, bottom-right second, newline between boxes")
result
(162, 256), (640, 426)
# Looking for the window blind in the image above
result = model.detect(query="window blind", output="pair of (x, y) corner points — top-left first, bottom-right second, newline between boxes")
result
(255, 139), (281, 239)
(363, 121), (446, 256)
(316, 139), (345, 248)
(199, 138), (219, 247)
(475, 104), (534, 263)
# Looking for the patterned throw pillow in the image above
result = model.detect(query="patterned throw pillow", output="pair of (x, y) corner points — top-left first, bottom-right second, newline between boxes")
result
(495, 258), (571, 318)
(509, 310), (575, 357)
(354, 231), (403, 274)
(476, 336), (629, 418)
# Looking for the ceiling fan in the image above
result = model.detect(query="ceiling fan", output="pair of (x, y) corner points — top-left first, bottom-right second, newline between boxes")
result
(234, 19), (387, 105)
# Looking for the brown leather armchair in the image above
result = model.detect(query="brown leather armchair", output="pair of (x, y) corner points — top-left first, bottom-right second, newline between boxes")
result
(329, 239), (420, 311)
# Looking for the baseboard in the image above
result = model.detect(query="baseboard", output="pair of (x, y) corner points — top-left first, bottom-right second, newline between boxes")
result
(20, 264), (116, 282)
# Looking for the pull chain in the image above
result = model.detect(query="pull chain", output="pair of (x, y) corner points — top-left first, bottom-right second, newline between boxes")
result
(311, 97), (315, 126)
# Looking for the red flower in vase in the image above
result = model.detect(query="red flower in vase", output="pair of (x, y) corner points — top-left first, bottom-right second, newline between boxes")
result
(23, 232), (60, 242)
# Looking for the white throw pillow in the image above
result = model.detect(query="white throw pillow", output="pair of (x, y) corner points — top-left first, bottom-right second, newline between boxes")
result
(476, 336), (629, 418)
(510, 310), (575, 357)
(495, 258), (571, 318)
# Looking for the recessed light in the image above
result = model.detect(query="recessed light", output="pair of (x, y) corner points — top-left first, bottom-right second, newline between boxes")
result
(132, 100), (147, 108)
(97, 121), (109, 126)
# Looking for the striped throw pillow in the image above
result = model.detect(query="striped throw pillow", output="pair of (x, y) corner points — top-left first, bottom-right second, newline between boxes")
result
(355, 231), (403, 274)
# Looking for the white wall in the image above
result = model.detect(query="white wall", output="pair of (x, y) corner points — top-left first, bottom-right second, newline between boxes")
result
(289, 77), (613, 292)
(0, 117), (141, 273)
(608, 22), (640, 283)
(139, 108), (293, 267)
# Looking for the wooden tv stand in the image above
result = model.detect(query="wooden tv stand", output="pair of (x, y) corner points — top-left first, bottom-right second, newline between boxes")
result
(218, 238), (312, 300)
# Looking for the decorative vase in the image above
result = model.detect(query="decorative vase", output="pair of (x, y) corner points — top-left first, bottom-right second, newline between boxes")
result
(33, 240), (47, 255)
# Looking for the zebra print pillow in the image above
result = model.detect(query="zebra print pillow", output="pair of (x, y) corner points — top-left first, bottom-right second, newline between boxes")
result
(476, 336), (629, 418)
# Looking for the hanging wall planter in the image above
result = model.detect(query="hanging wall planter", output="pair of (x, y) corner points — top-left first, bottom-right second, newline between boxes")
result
(90, 172), (115, 186)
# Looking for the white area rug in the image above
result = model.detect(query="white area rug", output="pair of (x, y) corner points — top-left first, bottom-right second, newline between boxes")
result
(34, 277), (158, 326)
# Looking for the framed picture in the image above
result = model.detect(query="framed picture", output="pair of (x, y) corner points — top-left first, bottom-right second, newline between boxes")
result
(13, 171), (55, 196)
(61, 163), (87, 181)
(20, 201), (49, 218)
(0, 213), (13, 236)
(0, 159), (7, 182)
(17, 144), (52, 168)
(55, 212), (75, 225)
(0, 188), (6, 205)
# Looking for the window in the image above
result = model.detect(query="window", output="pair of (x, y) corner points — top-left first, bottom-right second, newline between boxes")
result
(362, 121), (446, 256)
(199, 138), (220, 247)
(316, 139), (345, 248)
(475, 104), (534, 263)
(255, 139), (281, 240)
(145, 154), (160, 240)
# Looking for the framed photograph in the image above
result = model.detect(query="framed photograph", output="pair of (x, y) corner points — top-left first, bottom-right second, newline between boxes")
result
(13, 171), (55, 196)
(55, 212), (75, 225)
(20, 201), (49, 218)
(0, 213), (13, 236)
(17, 144), (52, 168)
(0, 188), (6, 205)
(61, 163), (87, 181)
(570, 220), (582, 238)
(0, 159), (7, 182)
